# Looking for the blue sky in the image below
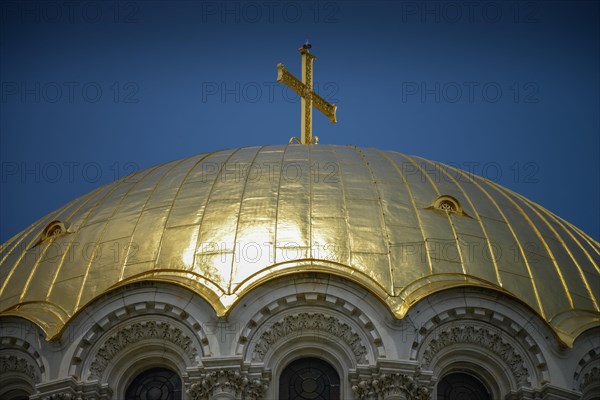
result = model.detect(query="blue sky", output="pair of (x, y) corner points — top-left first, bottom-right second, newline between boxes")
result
(0, 0), (598, 243)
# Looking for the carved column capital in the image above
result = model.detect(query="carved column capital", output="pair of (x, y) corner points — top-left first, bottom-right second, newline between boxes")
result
(187, 369), (268, 400)
(351, 370), (431, 400)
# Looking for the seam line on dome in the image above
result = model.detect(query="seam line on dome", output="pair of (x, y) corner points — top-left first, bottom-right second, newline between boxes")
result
(403, 154), (467, 275)
(44, 180), (135, 302)
(441, 163), (547, 319)
(475, 174), (575, 311)
(0, 181), (110, 299)
(537, 209), (599, 273)
(272, 145), (289, 268)
(558, 218), (600, 258)
(18, 225), (70, 303)
(229, 145), (266, 294)
(331, 146), (352, 272)
(353, 147), (394, 293)
(415, 156), (503, 287)
(73, 165), (162, 311)
(152, 150), (223, 288)
(309, 145), (313, 260)
(9, 182), (115, 302)
(0, 182), (102, 259)
(377, 150), (434, 277)
(191, 148), (244, 295)
(0, 213), (57, 297)
(497, 185), (598, 311)
(120, 158), (190, 281)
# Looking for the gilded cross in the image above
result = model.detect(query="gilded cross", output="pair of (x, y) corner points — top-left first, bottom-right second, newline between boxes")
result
(277, 43), (337, 145)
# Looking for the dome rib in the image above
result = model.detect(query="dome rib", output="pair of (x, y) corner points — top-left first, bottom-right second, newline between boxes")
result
(229, 145), (266, 294)
(479, 172), (575, 317)
(404, 154), (468, 276)
(353, 147), (394, 292)
(43, 180), (124, 304)
(151, 150), (223, 285)
(377, 150), (434, 277)
(440, 161), (547, 318)
(119, 156), (193, 282)
(522, 192), (600, 275)
(508, 186), (598, 311)
(330, 147), (353, 271)
(415, 156), (503, 286)
(74, 164), (163, 311)
(2, 180), (113, 305)
(189, 148), (241, 294)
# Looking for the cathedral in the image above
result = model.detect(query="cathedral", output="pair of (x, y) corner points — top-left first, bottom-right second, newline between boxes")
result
(0, 47), (598, 400)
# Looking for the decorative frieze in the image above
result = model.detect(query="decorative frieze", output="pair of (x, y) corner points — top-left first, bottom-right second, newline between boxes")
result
(581, 366), (599, 391)
(88, 320), (198, 380)
(421, 325), (529, 386)
(0, 354), (39, 383)
(252, 312), (368, 363)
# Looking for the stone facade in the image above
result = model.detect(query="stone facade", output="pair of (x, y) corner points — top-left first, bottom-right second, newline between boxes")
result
(0, 276), (596, 399)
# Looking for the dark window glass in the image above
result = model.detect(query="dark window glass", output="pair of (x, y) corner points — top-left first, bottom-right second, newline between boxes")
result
(125, 367), (182, 400)
(279, 357), (340, 400)
(437, 372), (491, 400)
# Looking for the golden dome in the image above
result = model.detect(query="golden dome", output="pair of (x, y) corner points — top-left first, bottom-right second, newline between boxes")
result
(1, 145), (598, 344)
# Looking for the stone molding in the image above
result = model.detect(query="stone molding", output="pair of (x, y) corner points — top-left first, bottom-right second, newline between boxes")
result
(0, 336), (46, 382)
(409, 295), (549, 386)
(573, 347), (600, 391)
(88, 320), (198, 380)
(251, 312), (368, 363)
(421, 325), (530, 387)
(34, 390), (112, 400)
(70, 292), (210, 378)
(186, 369), (268, 400)
(30, 378), (113, 400)
(238, 291), (384, 360)
(0, 354), (39, 383)
(352, 371), (431, 400)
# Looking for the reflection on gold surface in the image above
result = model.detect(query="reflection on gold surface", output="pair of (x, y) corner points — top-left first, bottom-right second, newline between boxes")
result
(0, 145), (598, 346)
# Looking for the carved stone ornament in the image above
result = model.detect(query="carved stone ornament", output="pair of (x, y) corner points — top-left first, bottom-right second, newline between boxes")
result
(88, 320), (198, 380)
(38, 394), (78, 400)
(38, 395), (75, 400)
(0, 354), (39, 383)
(252, 312), (368, 363)
(352, 371), (431, 400)
(581, 366), (600, 391)
(421, 325), (529, 386)
(32, 384), (112, 400)
(186, 370), (268, 400)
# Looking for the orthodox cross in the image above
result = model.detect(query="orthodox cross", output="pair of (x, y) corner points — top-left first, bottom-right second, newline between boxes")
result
(277, 42), (337, 145)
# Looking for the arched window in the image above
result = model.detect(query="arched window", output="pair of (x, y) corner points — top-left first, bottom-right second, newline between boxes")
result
(0, 378), (35, 400)
(0, 390), (30, 400)
(437, 372), (491, 400)
(125, 367), (182, 400)
(279, 357), (340, 400)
